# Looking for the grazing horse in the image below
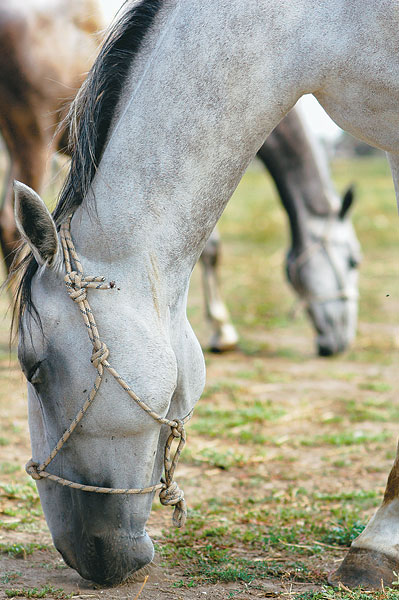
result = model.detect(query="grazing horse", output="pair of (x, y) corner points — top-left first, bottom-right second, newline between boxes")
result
(10, 0), (399, 589)
(201, 107), (360, 355)
(0, 0), (102, 271)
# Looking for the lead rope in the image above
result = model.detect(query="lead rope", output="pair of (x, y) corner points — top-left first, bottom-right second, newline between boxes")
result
(26, 216), (191, 528)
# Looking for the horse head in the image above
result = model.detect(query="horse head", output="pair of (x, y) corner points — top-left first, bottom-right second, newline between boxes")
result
(13, 181), (194, 584)
(286, 186), (361, 356)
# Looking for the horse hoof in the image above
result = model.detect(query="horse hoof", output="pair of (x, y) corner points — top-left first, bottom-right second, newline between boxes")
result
(328, 547), (399, 590)
(209, 339), (238, 353)
(209, 325), (239, 353)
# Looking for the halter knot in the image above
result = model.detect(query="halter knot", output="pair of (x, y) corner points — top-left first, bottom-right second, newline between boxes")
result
(91, 343), (110, 368)
(25, 459), (42, 481)
(65, 271), (87, 303)
(171, 419), (184, 438)
(159, 481), (187, 528)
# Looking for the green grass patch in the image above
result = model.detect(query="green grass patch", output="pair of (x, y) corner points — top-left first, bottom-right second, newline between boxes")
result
(297, 587), (399, 599)
(358, 382), (392, 393)
(191, 399), (285, 441)
(314, 490), (378, 503)
(0, 462), (21, 474)
(0, 480), (40, 504)
(5, 586), (71, 599)
(321, 518), (365, 546)
(1, 572), (22, 585)
(0, 543), (49, 558)
(301, 431), (391, 447)
(165, 541), (319, 588)
(184, 447), (246, 469)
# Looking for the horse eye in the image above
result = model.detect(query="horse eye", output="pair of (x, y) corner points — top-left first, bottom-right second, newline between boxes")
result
(27, 361), (43, 384)
(349, 257), (359, 269)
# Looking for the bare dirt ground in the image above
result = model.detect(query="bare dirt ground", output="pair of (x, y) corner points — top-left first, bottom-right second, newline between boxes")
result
(1, 156), (398, 599)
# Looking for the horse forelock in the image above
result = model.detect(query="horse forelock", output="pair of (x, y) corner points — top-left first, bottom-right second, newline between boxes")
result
(12, 0), (163, 339)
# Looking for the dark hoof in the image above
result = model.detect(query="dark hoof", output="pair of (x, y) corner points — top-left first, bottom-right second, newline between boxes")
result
(209, 326), (239, 353)
(329, 547), (399, 590)
(209, 344), (237, 353)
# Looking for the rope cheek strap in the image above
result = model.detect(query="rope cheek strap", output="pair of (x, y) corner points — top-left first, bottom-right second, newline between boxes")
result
(287, 218), (358, 310)
(25, 216), (191, 528)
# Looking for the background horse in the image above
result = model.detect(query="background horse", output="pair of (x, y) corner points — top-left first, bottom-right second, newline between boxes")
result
(0, 2), (360, 355)
(0, 0), (102, 271)
(201, 107), (360, 356)
(10, 0), (399, 590)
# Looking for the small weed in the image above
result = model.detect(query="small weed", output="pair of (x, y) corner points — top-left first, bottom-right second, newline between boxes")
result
(1, 572), (22, 584)
(5, 585), (71, 599)
(0, 481), (40, 505)
(171, 546), (315, 588)
(358, 381), (392, 392)
(192, 399), (285, 441)
(332, 459), (352, 468)
(198, 448), (245, 469)
(314, 490), (378, 503)
(301, 431), (391, 447)
(173, 579), (198, 588)
(0, 520), (19, 530)
(321, 519), (365, 546)
(297, 587), (399, 599)
(0, 543), (49, 558)
(201, 381), (241, 401)
(0, 462), (21, 474)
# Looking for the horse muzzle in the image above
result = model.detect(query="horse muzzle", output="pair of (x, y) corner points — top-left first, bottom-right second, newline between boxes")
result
(54, 530), (154, 585)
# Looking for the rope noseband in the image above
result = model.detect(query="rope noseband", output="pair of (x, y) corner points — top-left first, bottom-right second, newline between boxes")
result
(287, 218), (358, 312)
(26, 217), (190, 528)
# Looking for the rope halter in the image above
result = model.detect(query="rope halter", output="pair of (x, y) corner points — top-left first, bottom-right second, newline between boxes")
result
(287, 216), (358, 316)
(26, 216), (191, 528)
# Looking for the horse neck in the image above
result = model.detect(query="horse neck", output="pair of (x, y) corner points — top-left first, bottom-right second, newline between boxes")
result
(71, 0), (320, 301)
(257, 107), (338, 249)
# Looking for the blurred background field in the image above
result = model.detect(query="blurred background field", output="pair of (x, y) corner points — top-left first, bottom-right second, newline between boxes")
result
(0, 153), (398, 599)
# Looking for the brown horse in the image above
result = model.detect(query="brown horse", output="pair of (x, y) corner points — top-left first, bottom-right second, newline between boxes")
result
(0, 0), (102, 271)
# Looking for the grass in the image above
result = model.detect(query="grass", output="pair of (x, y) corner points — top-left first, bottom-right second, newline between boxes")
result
(5, 586), (71, 599)
(192, 399), (286, 437)
(320, 520), (365, 546)
(158, 486), (373, 586)
(296, 590), (399, 600)
(1, 573), (22, 585)
(0, 543), (50, 559)
(1, 155), (398, 597)
(0, 462), (20, 474)
(300, 431), (391, 447)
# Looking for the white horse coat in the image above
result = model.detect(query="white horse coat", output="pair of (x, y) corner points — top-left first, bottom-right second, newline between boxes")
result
(12, 0), (399, 588)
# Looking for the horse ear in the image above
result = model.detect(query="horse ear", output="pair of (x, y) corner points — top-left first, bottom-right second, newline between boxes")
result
(339, 185), (355, 219)
(14, 181), (59, 267)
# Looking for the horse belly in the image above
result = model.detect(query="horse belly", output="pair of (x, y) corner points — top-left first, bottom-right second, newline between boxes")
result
(315, 75), (399, 153)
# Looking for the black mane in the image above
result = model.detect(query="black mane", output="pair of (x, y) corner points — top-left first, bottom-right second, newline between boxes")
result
(12, 0), (162, 334)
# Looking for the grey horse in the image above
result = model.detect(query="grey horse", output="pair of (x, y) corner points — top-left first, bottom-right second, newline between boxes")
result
(201, 107), (360, 356)
(11, 0), (399, 589)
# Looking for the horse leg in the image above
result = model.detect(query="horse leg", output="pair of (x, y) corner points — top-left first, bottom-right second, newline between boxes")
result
(200, 227), (239, 352)
(329, 442), (399, 589)
(329, 151), (399, 589)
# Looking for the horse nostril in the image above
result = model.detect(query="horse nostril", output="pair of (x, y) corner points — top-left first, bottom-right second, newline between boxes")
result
(318, 344), (334, 357)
